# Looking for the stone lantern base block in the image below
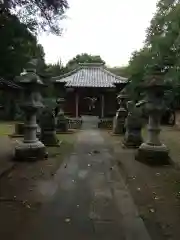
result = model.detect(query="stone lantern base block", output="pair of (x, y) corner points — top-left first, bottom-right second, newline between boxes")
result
(123, 132), (142, 148)
(9, 122), (24, 138)
(56, 122), (68, 133)
(113, 119), (125, 135)
(135, 143), (170, 165)
(14, 141), (48, 162)
(41, 131), (60, 147)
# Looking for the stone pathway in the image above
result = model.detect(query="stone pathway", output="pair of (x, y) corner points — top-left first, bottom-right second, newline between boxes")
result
(81, 115), (99, 129)
(17, 129), (151, 240)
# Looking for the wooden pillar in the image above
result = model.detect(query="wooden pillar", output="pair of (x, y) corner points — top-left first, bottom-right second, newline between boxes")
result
(75, 93), (79, 118)
(101, 94), (104, 118)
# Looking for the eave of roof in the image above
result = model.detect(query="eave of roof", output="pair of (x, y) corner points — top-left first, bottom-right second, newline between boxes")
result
(0, 78), (22, 90)
(52, 63), (128, 88)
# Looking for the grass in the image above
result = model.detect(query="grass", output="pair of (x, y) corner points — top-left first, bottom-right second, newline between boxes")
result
(0, 122), (14, 136)
(47, 133), (75, 158)
(0, 121), (76, 163)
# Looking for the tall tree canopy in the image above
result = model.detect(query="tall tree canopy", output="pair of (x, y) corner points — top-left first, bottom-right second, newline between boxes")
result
(1, 0), (69, 34)
(0, 10), (45, 79)
(66, 54), (106, 71)
(108, 66), (130, 78)
(46, 60), (68, 77)
(128, 0), (180, 90)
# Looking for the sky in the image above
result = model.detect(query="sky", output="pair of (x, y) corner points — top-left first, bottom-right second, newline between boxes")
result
(38, 0), (158, 67)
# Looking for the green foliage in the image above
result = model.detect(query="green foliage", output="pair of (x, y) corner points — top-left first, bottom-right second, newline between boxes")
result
(46, 60), (68, 77)
(108, 66), (129, 78)
(127, 0), (180, 102)
(0, 10), (45, 79)
(66, 53), (105, 71)
(1, 0), (69, 34)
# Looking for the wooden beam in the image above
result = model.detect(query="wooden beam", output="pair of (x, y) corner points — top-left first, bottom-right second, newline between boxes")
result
(101, 94), (104, 118)
(76, 93), (79, 118)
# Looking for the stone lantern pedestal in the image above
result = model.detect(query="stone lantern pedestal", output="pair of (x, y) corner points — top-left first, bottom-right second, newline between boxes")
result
(136, 78), (170, 165)
(14, 60), (47, 161)
(123, 101), (143, 148)
(56, 98), (69, 133)
(113, 89), (128, 134)
(39, 106), (60, 146)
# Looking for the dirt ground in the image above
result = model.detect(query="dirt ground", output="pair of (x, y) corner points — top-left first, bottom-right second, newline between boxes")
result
(1, 125), (180, 239)
(107, 126), (180, 240)
(0, 132), (76, 240)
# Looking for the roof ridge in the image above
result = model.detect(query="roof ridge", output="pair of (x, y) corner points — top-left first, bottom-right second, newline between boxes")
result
(51, 66), (82, 82)
(53, 64), (129, 87)
(78, 62), (105, 67)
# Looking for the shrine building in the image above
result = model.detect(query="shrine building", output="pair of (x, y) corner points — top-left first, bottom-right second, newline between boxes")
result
(52, 63), (128, 118)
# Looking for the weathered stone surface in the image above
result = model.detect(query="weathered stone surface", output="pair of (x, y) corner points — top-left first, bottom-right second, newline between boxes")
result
(55, 98), (69, 133)
(16, 129), (151, 240)
(123, 101), (143, 148)
(14, 141), (47, 161)
(175, 110), (180, 129)
(10, 104), (25, 137)
(113, 89), (128, 134)
(135, 143), (170, 165)
(56, 114), (68, 133)
(15, 122), (24, 135)
(113, 108), (127, 134)
(39, 107), (59, 146)
(136, 69), (171, 165)
(14, 59), (47, 161)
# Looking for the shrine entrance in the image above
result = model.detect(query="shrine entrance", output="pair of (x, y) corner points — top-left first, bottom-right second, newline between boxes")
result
(79, 91), (101, 117)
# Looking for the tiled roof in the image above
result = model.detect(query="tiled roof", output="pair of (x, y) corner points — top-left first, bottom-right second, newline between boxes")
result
(0, 77), (22, 89)
(53, 63), (128, 88)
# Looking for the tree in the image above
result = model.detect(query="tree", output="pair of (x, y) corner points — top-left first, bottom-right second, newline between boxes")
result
(46, 60), (68, 77)
(0, 10), (45, 79)
(144, 0), (180, 81)
(108, 66), (130, 78)
(66, 53), (105, 71)
(1, 0), (69, 34)
(127, 0), (180, 101)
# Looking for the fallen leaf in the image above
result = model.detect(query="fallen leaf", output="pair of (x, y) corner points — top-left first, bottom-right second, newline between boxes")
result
(154, 196), (159, 200)
(149, 208), (155, 213)
(65, 218), (71, 223)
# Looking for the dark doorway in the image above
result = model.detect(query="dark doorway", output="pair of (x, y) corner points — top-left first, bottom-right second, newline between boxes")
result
(79, 94), (100, 116)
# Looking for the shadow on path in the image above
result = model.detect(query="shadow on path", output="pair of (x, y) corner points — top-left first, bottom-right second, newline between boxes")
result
(17, 129), (151, 240)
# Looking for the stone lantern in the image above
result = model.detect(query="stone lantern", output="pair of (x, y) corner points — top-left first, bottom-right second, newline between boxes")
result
(123, 100), (143, 148)
(113, 88), (129, 134)
(136, 66), (170, 164)
(14, 59), (47, 161)
(56, 98), (68, 133)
